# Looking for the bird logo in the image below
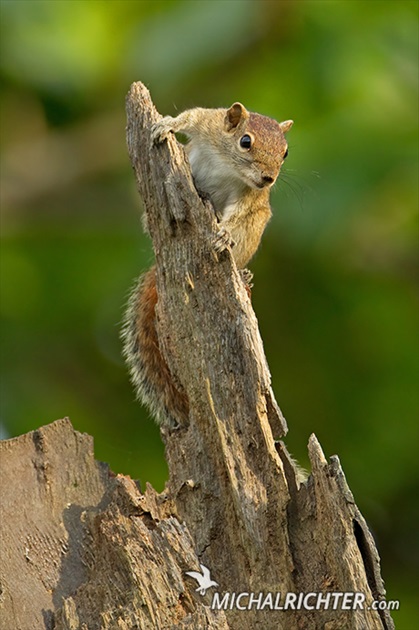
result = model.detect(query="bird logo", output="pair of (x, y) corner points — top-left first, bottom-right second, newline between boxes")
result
(185, 564), (218, 596)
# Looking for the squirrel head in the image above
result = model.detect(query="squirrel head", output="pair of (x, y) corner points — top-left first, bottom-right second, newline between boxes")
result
(224, 102), (293, 190)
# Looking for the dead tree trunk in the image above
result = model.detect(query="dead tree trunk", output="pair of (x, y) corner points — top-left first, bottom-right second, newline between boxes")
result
(0, 83), (394, 630)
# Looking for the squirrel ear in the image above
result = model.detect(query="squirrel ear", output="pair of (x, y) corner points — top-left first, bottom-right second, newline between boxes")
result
(280, 120), (294, 134)
(225, 102), (248, 131)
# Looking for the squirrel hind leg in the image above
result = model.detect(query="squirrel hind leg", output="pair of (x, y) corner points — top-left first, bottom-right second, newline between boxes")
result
(239, 268), (253, 290)
(121, 266), (189, 430)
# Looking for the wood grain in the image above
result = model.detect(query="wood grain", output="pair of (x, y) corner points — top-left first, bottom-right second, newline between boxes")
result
(0, 83), (393, 630)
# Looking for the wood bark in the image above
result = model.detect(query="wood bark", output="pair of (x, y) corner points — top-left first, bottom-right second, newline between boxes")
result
(0, 83), (394, 630)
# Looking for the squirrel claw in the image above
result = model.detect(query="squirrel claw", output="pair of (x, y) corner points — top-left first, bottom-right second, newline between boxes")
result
(213, 227), (235, 254)
(239, 268), (254, 288)
(151, 116), (176, 144)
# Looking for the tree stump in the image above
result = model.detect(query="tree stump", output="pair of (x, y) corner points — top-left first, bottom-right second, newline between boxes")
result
(0, 83), (394, 630)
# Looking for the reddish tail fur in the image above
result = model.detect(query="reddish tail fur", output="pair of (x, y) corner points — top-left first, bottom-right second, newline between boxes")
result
(121, 266), (189, 428)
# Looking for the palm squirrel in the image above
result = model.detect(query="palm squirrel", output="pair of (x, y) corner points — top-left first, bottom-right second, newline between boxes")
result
(122, 102), (293, 429)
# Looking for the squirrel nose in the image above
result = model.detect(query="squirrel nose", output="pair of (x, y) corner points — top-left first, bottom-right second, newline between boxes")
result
(262, 175), (274, 185)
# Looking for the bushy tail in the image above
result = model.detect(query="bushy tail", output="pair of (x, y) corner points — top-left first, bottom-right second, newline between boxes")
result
(121, 266), (189, 428)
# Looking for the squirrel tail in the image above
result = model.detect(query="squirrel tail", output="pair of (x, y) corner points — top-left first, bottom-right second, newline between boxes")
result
(121, 266), (189, 429)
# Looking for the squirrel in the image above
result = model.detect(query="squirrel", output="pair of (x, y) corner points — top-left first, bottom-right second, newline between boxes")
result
(122, 102), (293, 429)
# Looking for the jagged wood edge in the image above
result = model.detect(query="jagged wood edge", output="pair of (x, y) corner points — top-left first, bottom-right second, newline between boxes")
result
(125, 82), (394, 630)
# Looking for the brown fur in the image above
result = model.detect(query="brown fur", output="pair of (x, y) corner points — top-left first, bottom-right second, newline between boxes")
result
(122, 267), (189, 428)
(124, 103), (293, 427)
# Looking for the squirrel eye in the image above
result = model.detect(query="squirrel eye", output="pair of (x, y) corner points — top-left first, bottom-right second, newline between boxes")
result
(283, 148), (289, 159)
(240, 134), (252, 149)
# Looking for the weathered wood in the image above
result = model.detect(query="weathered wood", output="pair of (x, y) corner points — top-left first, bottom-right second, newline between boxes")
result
(0, 419), (228, 629)
(125, 82), (394, 629)
(0, 83), (394, 630)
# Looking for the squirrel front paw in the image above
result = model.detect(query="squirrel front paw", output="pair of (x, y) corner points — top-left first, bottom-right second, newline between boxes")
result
(151, 116), (176, 144)
(213, 226), (235, 254)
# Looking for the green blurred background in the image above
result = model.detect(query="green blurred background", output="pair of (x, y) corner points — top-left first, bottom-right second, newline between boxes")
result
(1, 0), (417, 625)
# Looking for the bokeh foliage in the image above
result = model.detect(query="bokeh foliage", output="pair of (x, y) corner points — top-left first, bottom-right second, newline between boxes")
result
(1, 1), (418, 625)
